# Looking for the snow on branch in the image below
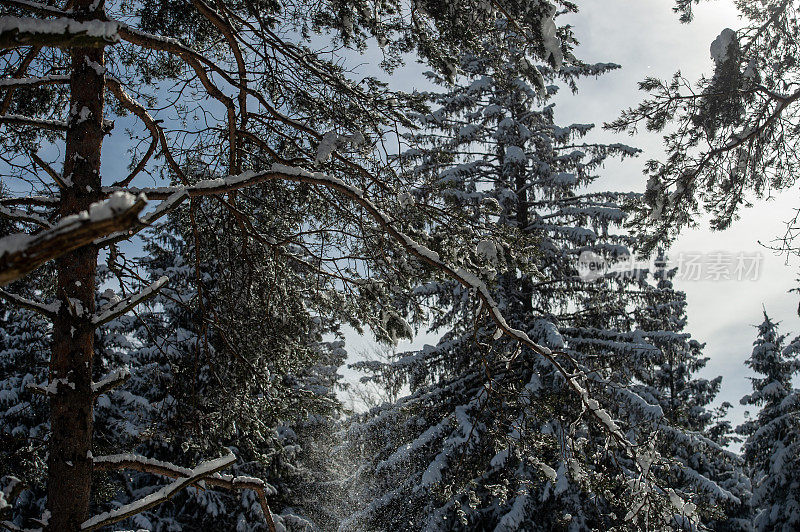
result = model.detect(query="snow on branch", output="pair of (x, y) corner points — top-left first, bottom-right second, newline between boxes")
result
(0, 204), (50, 228)
(0, 74), (70, 88)
(0, 16), (120, 49)
(91, 367), (131, 396)
(0, 288), (56, 318)
(92, 276), (167, 325)
(0, 113), (67, 131)
(90, 452), (277, 532)
(94, 190), (188, 247)
(113, 164), (632, 450)
(1, 0), (70, 18)
(0, 192), (146, 286)
(81, 452), (236, 530)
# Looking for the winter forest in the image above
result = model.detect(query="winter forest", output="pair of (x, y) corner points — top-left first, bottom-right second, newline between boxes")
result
(3, 0), (800, 530)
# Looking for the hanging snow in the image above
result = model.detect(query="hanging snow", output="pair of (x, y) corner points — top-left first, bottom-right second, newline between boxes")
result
(710, 28), (737, 64)
(540, 5), (564, 69)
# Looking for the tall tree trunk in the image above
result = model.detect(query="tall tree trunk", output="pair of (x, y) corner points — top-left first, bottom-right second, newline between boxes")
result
(47, 0), (106, 528)
(515, 164), (533, 315)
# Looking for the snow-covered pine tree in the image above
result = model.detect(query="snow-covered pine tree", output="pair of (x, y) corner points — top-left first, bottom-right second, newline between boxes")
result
(0, 216), (52, 528)
(737, 312), (800, 531)
(629, 252), (751, 529)
(343, 13), (746, 531)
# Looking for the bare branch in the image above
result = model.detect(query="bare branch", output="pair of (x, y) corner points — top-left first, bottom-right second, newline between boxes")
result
(94, 190), (188, 247)
(0, 195), (58, 208)
(112, 164), (630, 447)
(105, 78), (162, 187)
(25, 382), (48, 396)
(1, 45), (41, 114)
(29, 150), (67, 189)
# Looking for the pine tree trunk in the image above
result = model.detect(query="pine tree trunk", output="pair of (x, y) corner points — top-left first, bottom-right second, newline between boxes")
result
(47, 1), (106, 528)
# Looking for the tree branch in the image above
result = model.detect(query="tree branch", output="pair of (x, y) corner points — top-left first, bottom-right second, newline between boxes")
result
(110, 164), (631, 448)
(0, 287), (56, 318)
(0, 74), (70, 89)
(0, 113), (67, 130)
(105, 78), (163, 187)
(0, 16), (119, 49)
(91, 367), (131, 396)
(0, 0), (70, 18)
(0, 203), (50, 228)
(0, 192), (145, 286)
(92, 275), (167, 325)
(82, 452), (241, 531)
(92, 453), (277, 532)
(29, 150), (67, 189)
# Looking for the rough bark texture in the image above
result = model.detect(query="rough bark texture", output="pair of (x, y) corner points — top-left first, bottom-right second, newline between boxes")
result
(46, 0), (106, 529)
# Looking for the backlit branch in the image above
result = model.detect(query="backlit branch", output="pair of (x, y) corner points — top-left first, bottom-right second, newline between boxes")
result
(82, 452), (239, 531)
(92, 275), (167, 325)
(110, 165), (631, 449)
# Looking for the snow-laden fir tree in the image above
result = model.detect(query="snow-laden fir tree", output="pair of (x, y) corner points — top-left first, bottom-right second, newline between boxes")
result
(0, 258), (51, 527)
(628, 252), (751, 529)
(737, 312), (800, 531)
(342, 13), (747, 531)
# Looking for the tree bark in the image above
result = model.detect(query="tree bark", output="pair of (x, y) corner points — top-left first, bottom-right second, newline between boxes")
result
(46, 0), (106, 529)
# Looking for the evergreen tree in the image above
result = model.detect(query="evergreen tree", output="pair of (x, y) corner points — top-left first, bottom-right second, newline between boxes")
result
(99, 200), (350, 531)
(630, 253), (751, 529)
(344, 15), (747, 531)
(609, 0), (800, 252)
(738, 312), (800, 531)
(0, 273), (51, 528)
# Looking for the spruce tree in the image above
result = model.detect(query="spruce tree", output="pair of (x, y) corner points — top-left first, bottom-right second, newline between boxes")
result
(738, 312), (800, 531)
(630, 252), (751, 529)
(0, 267), (51, 528)
(344, 15), (747, 531)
